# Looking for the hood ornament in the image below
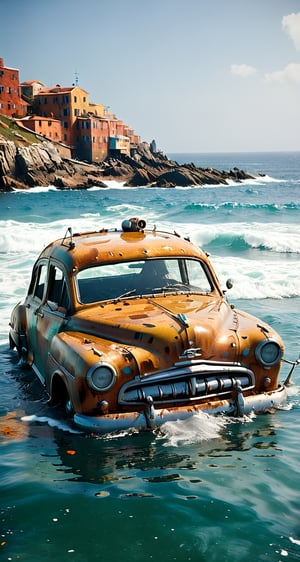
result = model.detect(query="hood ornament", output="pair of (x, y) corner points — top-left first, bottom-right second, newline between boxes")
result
(180, 347), (202, 359)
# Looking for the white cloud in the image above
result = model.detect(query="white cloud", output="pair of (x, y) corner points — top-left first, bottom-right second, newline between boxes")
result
(264, 62), (300, 84)
(230, 64), (257, 78)
(282, 12), (300, 50)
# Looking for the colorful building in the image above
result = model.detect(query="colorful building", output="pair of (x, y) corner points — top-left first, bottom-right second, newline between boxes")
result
(21, 80), (45, 108)
(0, 58), (27, 117)
(20, 115), (62, 143)
(1, 56), (141, 162)
(33, 85), (90, 146)
(75, 115), (109, 162)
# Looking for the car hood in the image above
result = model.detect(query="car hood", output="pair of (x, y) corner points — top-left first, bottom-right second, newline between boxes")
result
(68, 294), (240, 370)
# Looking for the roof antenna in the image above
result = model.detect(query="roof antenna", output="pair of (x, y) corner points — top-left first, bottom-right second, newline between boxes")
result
(61, 227), (75, 249)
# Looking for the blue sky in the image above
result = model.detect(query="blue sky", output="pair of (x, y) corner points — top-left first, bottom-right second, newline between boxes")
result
(2, 0), (300, 153)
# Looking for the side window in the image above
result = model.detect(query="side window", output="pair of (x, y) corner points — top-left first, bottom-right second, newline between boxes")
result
(48, 265), (70, 311)
(29, 263), (48, 301)
(185, 260), (212, 293)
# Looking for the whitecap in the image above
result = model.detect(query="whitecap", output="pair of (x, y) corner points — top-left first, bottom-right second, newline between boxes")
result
(21, 414), (82, 434)
(157, 411), (229, 447)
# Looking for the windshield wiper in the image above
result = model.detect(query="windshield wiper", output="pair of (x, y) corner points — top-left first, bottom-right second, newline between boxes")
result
(114, 289), (137, 301)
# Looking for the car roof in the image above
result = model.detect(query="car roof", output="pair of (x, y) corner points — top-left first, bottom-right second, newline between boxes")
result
(38, 227), (209, 273)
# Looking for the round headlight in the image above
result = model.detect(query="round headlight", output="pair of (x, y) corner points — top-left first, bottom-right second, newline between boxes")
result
(255, 339), (282, 367)
(87, 362), (116, 391)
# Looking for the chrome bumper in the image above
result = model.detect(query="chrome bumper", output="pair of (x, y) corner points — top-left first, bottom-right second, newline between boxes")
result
(73, 384), (287, 433)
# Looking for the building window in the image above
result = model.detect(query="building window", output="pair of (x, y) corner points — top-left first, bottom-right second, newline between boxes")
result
(64, 134), (67, 141)
(83, 135), (89, 142)
(43, 97), (47, 104)
(0, 86), (3, 94)
(63, 108), (70, 116)
(74, 108), (80, 116)
(62, 95), (69, 103)
(74, 96), (77, 103)
(62, 121), (68, 129)
(39, 120), (42, 126)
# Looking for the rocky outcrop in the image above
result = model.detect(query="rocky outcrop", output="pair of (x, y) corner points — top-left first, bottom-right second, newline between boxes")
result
(0, 139), (260, 191)
(0, 140), (107, 190)
(103, 142), (260, 187)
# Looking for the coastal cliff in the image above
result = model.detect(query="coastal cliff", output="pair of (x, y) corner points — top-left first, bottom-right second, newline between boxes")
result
(0, 139), (260, 191)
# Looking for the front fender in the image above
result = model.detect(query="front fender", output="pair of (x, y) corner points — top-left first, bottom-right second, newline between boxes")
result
(48, 331), (139, 413)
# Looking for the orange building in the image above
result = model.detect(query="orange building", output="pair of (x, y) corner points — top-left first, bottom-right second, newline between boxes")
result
(20, 115), (62, 142)
(0, 58), (27, 117)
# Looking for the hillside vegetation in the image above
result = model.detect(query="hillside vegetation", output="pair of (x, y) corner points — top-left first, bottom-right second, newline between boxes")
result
(0, 115), (41, 146)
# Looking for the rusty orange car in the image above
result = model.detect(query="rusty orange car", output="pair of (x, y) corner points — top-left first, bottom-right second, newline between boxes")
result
(9, 217), (292, 433)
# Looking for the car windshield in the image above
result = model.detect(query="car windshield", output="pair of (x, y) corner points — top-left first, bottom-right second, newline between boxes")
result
(76, 258), (213, 304)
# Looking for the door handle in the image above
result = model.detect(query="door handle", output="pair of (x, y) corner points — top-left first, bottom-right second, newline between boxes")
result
(35, 309), (44, 318)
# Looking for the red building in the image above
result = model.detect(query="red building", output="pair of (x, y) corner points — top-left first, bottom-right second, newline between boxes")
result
(0, 58), (27, 117)
(75, 115), (110, 162)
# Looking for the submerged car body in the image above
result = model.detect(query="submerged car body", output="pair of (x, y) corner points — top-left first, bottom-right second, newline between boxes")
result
(9, 218), (288, 432)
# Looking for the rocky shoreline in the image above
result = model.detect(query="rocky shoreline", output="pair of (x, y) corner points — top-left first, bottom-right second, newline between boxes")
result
(0, 139), (262, 191)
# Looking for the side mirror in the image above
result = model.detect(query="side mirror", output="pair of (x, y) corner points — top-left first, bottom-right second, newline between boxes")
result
(226, 278), (233, 290)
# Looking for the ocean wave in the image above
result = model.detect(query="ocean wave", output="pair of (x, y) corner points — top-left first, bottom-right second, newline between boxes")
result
(188, 222), (300, 255)
(184, 201), (300, 213)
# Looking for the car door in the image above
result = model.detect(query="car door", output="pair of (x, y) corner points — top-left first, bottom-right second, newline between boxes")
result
(26, 261), (70, 383)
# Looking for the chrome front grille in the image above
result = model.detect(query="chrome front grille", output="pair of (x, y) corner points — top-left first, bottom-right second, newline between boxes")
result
(118, 360), (255, 406)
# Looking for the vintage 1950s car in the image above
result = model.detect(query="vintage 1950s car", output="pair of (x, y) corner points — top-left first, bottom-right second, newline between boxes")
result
(9, 218), (294, 432)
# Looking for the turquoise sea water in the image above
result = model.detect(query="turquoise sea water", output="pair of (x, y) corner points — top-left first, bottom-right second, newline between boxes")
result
(1, 152), (300, 561)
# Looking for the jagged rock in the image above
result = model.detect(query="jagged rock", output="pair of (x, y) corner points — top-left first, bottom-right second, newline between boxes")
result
(125, 168), (159, 187)
(155, 169), (199, 187)
(229, 168), (257, 181)
(155, 177), (176, 188)
(53, 174), (107, 190)
(0, 140), (92, 190)
(0, 175), (29, 191)
(0, 141), (17, 177)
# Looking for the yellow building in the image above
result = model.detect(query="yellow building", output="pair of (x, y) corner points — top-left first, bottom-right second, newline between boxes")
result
(33, 85), (90, 146)
(88, 101), (105, 117)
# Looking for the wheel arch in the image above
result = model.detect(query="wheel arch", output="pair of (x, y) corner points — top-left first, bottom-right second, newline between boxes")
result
(50, 371), (70, 407)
